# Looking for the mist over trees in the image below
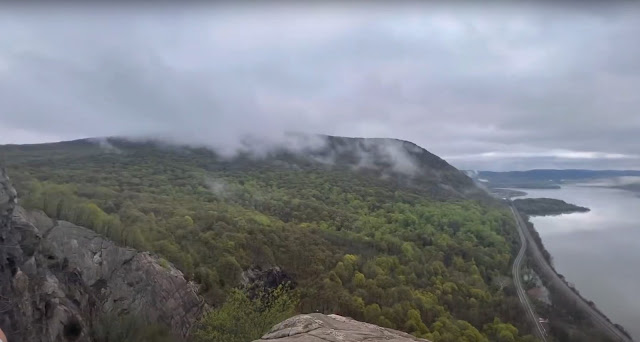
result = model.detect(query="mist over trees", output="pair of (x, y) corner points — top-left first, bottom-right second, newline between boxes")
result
(2, 138), (537, 341)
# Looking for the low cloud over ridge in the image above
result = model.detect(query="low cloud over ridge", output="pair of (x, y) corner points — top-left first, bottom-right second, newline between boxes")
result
(1, 3), (640, 170)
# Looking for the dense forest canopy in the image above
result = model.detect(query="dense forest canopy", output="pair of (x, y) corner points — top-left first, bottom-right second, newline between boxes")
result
(0, 136), (537, 342)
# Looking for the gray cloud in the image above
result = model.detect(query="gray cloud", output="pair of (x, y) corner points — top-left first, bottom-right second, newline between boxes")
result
(0, 3), (639, 171)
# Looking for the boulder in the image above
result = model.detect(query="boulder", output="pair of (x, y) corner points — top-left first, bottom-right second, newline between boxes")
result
(254, 313), (431, 342)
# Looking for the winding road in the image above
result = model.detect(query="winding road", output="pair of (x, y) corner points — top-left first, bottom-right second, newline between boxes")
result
(509, 203), (633, 342)
(510, 205), (547, 341)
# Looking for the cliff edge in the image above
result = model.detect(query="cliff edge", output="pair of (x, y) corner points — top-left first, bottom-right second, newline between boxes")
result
(0, 168), (205, 341)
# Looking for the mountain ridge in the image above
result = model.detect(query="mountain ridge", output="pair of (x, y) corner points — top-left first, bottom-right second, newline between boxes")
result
(0, 134), (481, 200)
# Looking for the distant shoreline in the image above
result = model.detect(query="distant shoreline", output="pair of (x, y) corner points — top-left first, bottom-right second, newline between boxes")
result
(577, 182), (640, 195)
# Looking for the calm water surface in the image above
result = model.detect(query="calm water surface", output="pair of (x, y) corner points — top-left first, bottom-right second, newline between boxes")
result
(514, 186), (640, 340)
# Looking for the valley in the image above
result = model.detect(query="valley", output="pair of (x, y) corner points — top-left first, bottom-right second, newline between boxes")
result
(1, 136), (534, 342)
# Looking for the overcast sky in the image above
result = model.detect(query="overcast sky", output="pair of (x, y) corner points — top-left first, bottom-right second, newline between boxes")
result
(1, 3), (639, 171)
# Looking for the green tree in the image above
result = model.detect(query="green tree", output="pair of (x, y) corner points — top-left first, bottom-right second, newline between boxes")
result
(195, 286), (298, 342)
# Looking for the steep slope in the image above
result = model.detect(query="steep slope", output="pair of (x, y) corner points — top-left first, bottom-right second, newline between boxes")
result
(292, 135), (478, 197)
(0, 169), (205, 342)
(0, 136), (535, 341)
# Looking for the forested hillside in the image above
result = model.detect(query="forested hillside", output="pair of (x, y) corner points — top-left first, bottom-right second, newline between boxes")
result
(0, 136), (537, 342)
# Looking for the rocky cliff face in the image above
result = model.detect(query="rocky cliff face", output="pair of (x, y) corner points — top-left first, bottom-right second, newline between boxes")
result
(254, 313), (431, 342)
(0, 169), (205, 342)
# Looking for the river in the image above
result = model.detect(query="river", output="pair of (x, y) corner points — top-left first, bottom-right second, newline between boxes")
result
(514, 185), (640, 340)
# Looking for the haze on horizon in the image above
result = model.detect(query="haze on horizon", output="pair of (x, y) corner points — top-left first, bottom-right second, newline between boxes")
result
(1, 3), (639, 171)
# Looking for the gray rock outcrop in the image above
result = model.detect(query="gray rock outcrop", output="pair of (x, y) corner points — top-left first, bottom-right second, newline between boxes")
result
(0, 169), (205, 342)
(253, 313), (431, 342)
